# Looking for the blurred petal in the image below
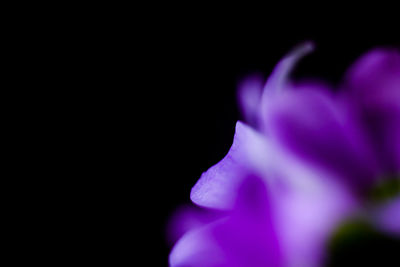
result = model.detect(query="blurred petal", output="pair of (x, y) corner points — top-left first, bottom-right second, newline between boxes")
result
(343, 48), (400, 172)
(274, 173), (356, 267)
(190, 121), (271, 209)
(237, 74), (264, 127)
(395, 125), (400, 170)
(167, 205), (225, 244)
(169, 220), (227, 267)
(344, 48), (400, 114)
(373, 196), (400, 236)
(259, 42), (314, 127)
(237, 42), (314, 129)
(262, 41), (314, 94)
(213, 175), (283, 267)
(170, 175), (282, 267)
(262, 85), (379, 190)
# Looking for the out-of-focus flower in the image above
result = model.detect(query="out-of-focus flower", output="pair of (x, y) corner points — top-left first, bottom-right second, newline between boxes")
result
(168, 43), (400, 267)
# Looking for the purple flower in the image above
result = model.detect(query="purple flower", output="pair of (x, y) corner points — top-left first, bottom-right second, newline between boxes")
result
(168, 43), (400, 267)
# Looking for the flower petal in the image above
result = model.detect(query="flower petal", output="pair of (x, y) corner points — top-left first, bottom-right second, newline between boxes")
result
(170, 175), (283, 267)
(169, 219), (227, 267)
(344, 48), (400, 114)
(260, 42), (314, 129)
(373, 196), (400, 236)
(190, 121), (271, 209)
(343, 48), (400, 172)
(167, 205), (226, 244)
(262, 41), (314, 94)
(237, 74), (264, 127)
(237, 42), (314, 129)
(274, 172), (356, 267)
(262, 85), (379, 190)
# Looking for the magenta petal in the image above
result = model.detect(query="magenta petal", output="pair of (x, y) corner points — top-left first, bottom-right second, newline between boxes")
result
(274, 174), (356, 267)
(259, 42), (314, 130)
(374, 196), (400, 236)
(167, 205), (225, 244)
(262, 85), (378, 189)
(237, 42), (314, 129)
(395, 125), (400, 170)
(343, 48), (400, 172)
(262, 42), (314, 94)
(190, 121), (270, 209)
(169, 221), (227, 267)
(212, 175), (282, 267)
(170, 175), (282, 267)
(344, 48), (400, 115)
(237, 74), (264, 127)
